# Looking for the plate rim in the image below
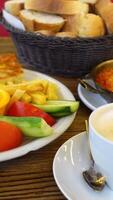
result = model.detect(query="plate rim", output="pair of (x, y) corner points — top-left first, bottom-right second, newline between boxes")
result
(0, 69), (76, 162)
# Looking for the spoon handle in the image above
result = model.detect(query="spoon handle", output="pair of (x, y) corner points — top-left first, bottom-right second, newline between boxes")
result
(85, 120), (94, 165)
(79, 79), (99, 94)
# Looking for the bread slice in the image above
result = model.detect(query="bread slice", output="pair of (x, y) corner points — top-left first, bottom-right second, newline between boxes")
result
(0, 53), (23, 84)
(62, 15), (79, 34)
(25, 0), (89, 15)
(77, 14), (105, 38)
(78, 0), (97, 4)
(19, 10), (65, 32)
(5, 0), (25, 16)
(56, 32), (76, 38)
(95, 0), (113, 33)
(35, 30), (55, 36)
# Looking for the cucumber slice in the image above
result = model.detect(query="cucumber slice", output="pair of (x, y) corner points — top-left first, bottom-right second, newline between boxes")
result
(0, 116), (53, 137)
(51, 111), (73, 117)
(33, 100), (79, 113)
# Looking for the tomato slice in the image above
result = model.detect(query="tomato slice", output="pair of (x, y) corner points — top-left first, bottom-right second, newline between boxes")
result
(7, 101), (56, 126)
(0, 121), (23, 152)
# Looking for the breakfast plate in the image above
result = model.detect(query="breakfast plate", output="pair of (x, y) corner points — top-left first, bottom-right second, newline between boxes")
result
(53, 132), (113, 200)
(77, 79), (107, 111)
(0, 69), (76, 162)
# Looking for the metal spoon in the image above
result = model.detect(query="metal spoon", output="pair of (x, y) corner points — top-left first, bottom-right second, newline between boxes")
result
(82, 121), (106, 191)
(78, 79), (103, 94)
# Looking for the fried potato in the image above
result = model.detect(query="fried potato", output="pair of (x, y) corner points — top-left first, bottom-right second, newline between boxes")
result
(7, 89), (25, 109)
(30, 92), (47, 104)
(46, 83), (58, 100)
(0, 80), (48, 95)
(0, 79), (59, 105)
(21, 92), (32, 103)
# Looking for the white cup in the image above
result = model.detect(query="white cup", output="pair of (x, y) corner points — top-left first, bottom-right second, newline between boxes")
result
(89, 103), (113, 190)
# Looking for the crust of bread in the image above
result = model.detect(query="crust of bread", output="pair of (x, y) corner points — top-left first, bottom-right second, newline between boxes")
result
(56, 31), (76, 38)
(19, 11), (34, 31)
(79, 0), (97, 4)
(62, 15), (78, 34)
(25, 0), (89, 15)
(77, 13), (105, 38)
(35, 30), (54, 36)
(34, 20), (65, 32)
(19, 10), (65, 32)
(5, 0), (24, 16)
(95, 0), (113, 33)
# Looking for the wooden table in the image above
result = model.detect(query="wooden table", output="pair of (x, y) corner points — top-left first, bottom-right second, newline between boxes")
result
(0, 38), (91, 200)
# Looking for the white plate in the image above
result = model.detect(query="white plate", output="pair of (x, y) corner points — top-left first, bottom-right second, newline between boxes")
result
(53, 132), (113, 200)
(77, 79), (107, 111)
(0, 69), (76, 162)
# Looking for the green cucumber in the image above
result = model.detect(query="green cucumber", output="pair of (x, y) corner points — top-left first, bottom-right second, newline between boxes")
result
(51, 111), (73, 117)
(0, 116), (53, 137)
(33, 100), (79, 114)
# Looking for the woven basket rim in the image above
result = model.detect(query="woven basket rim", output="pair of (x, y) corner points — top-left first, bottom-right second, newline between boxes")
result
(1, 12), (113, 43)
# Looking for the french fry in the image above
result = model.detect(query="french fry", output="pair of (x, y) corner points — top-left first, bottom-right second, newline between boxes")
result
(21, 92), (32, 103)
(0, 80), (48, 95)
(30, 92), (47, 104)
(7, 89), (25, 109)
(46, 83), (58, 100)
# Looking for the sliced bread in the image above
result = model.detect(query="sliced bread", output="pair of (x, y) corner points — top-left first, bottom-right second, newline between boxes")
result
(19, 10), (65, 32)
(77, 14), (105, 38)
(56, 32), (76, 38)
(95, 0), (113, 33)
(25, 0), (89, 15)
(35, 30), (54, 36)
(5, 0), (25, 16)
(78, 0), (98, 4)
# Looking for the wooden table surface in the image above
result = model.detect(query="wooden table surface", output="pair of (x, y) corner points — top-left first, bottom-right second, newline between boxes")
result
(0, 38), (91, 200)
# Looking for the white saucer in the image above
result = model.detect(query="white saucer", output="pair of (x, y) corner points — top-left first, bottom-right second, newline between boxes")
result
(77, 79), (107, 111)
(53, 132), (113, 200)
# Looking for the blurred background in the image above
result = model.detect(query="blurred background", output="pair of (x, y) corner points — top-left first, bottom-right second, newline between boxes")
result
(0, 0), (9, 36)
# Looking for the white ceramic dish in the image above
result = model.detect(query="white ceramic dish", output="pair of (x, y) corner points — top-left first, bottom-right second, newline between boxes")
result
(0, 69), (76, 162)
(53, 132), (113, 200)
(77, 79), (107, 111)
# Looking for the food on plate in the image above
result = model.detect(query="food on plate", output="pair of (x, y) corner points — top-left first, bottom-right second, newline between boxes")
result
(0, 121), (23, 151)
(95, 0), (113, 33)
(0, 116), (53, 137)
(0, 78), (58, 104)
(34, 100), (79, 117)
(0, 53), (23, 83)
(25, 0), (89, 15)
(0, 89), (10, 115)
(95, 65), (113, 92)
(7, 101), (56, 126)
(5, 0), (25, 16)
(0, 53), (79, 152)
(19, 10), (65, 32)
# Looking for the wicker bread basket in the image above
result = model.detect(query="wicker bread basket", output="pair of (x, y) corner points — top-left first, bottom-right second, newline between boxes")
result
(1, 13), (113, 78)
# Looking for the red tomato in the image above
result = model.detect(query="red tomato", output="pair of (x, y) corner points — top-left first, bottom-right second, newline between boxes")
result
(0, 121), (23, 152)
(7, 101), (56, 126)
